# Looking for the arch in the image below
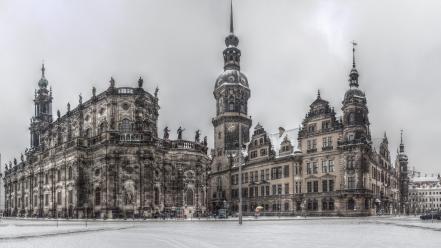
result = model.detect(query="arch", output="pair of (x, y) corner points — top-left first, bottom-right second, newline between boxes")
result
(98, 122), (106, 134)
(154, 187), (160, 205)
(119, 118), (132, 133)
(95, 187), (101, 205)
(185, 189), (194, 206)
(347, 198), (355, 210)
(68, 167), (73, 180)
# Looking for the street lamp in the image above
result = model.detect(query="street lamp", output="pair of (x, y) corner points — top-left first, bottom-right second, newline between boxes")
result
(84, 203), (88, 228)
(237, 123), (243, 225)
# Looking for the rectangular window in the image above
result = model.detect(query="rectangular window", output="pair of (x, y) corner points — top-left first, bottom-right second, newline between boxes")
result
(45, 194), (49, 206)
(307, 140), (311, 150)
(312, 139), (317, 149)
(284, 183), (289, 195)
(348, 176), (355, 189)
(245, 173), (248, 183)
(261, 186), (265, 196)
(261, 170), (264, 181)
(266, 186), (270, 196)
(322, 160), (328, 173)
(34, 195), (38, 207)
(329, 160), (334, 172)
(250, 187), (254, 197)
(272, 185), (277, 195)
(322, 180), (328, 192)
(284, 165), (289, 178)
(313, 162), (318, 174)
(307, 182), (312, 193)
(57, 191), (62, 205)
(313, 181), (319, 192)
(265, 169), (270, 180)
(306, 163), (312, 174)
(277, 185), (282, 195)
(329, 180), (334, 192)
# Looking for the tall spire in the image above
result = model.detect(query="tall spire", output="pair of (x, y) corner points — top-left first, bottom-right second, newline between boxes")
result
(41, 63), (46, 78)
(223, 0), (240, 70)
(348, 40), (359, 88)
(38, 63), (49, 89)
(399, 129), (405, 153)
(352, 40), (357, 68)
(229, 0), (234, 34)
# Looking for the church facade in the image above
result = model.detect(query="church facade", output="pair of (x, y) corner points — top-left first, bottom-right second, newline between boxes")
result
(207, 5), (409, 216)
(3, 67), (210, 219)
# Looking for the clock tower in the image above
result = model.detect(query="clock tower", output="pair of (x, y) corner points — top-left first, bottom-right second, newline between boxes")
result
(212, 1), (252, 171)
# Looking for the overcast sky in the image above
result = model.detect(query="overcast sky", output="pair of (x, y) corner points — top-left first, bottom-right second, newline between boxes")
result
(0, 0), (440, 174)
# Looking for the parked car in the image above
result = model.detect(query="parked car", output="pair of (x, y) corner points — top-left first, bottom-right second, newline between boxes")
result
(420, 211), (441, 220)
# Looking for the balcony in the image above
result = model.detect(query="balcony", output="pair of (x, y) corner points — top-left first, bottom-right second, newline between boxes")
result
(306, 148), (317, 154)
(321, 146), (333, 151)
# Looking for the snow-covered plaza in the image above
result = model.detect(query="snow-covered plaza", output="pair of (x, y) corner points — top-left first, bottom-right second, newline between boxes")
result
(0, 217), (440, 248)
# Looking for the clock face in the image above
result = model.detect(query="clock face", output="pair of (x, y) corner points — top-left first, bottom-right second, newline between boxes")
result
(227, 123), (236, 132)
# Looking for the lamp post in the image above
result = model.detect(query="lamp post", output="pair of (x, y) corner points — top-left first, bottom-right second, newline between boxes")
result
(238, 123), (243, 225)
(84, 203), (88, 228)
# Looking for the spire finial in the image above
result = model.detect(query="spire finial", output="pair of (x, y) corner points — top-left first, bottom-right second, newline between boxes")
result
(229, 0), (234, 34)
(351, 40), (357, 68)
(399, 129), (405, 153)
(317, 89), (321, 99)
(41, 63), (46, 78)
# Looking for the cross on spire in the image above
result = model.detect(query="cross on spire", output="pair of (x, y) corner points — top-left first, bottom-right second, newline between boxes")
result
(229, 0), (234, 34)
(351, 40), (357, 68)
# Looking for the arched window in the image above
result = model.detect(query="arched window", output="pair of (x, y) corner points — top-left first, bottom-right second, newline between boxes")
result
(347, 198), (355, 210)
(84, 128), (91, 138)
(95, 187), (101, 205)
(154, 187), (159, 205)
(68, 167), (73, 180)
(186, 189), (194, 206)
(348, 112), (355, 124)
(119, 119), (132, 133)
(229, 103), (234, 111)
(57, 170), (61, 182)
(98, 122), (106, 134)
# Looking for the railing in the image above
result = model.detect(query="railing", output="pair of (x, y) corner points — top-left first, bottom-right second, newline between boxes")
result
(321, 146), (333, 151)
(306, 148), (317, 154)
(117, 87), (134, 95)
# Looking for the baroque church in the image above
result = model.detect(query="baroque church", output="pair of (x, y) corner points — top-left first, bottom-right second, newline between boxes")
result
(3, 65), (211, 219)
(3, 3), (410, 218)
(207, 4), (409, 216)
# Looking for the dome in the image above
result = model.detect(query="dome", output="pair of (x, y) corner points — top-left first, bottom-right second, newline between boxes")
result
(38, 77), (48, 88)
(344, 88), (366, 103)
(215, 69), (249, 89)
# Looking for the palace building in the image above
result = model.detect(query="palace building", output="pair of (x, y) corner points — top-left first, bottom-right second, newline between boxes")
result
(3, 3), (410, 218)
(207, 4), (409, 216)
(3, 66), (210, 218)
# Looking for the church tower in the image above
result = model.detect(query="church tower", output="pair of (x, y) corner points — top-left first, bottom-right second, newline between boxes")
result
(30, 64), (53, 149)
(339, 43), (372, 214)
(212, 1), (252, 165)
(341, 42), (371, 144)
(398, 130), (409, 214)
